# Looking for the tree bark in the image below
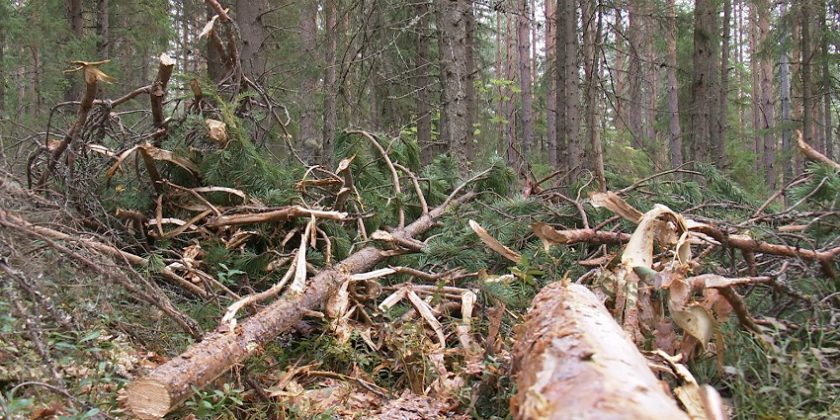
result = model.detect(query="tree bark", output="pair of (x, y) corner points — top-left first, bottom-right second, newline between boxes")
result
(689, 0), (720, 164)
(323, 0), (338, 166)
(416, 2), (433, 165)
(666, 0), (683, 169)
(511, 282), (689, 419)
(802, 0), (814, 165)
(562, 0), (581, 175)
(780, 2), (793, 196)
(123, 194), (474, 419)
(545, 0), (558, 166)
(757, 0), (776, 190)
(584, 3), (605, 191)
(298, 0), (320, 162)
(517, 0), (534, 158)
(436, 0), (471, 169)
(96, 0), (110, 58)
(716, 0), (732, 167)
(205, 5), (227, 83)
(821, 0), (833, 160)
(64, 0), (84, 101)
(235, 0), (268, 81)
(627, 0), (644, 150)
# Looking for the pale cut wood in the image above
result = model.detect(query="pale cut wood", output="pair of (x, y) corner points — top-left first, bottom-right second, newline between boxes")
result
(511, 282), (689, 419)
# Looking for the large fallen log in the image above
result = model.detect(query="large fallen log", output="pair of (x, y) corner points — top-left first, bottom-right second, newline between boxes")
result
(124, 194), (473, 418)
(511, 281), (689, 419)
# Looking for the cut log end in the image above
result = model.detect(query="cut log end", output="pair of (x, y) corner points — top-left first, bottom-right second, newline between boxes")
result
(124, 379), (172, 419)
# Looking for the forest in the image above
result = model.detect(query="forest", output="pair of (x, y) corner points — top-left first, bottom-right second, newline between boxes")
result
(0, 0), (838, 418)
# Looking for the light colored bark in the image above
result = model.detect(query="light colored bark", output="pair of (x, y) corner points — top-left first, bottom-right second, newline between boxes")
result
(323, 0), (338, 166)
(511, 282), (689, 419)
(545, 0), (558, 166)
(757, 0), (776, 190)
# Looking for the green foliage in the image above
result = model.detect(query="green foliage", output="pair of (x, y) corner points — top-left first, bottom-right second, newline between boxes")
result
(185, 383), (245, 419)
(790, 163), (840, 207)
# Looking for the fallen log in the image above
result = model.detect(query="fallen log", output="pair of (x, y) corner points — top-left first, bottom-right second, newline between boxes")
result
(797, 130), (840, 171)
(511, 281), (689, 419)
(123, 193), (473, 418)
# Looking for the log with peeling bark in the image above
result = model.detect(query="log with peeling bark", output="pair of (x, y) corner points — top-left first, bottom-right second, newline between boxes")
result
(511, 281), (689, 419)
(123, 194), (473, 418)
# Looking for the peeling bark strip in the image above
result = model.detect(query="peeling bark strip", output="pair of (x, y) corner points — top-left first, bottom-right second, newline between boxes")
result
(511, 282), (689, 420)
(124, 194), (473, 418)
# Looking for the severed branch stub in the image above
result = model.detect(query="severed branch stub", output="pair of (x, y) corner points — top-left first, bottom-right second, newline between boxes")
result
(511, 281), (689, 419)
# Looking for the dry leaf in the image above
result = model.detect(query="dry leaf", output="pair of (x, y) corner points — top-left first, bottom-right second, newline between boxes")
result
(469, 219), (521, 263)
(589, 191), (644, 223)
(672, 305), (715, 348)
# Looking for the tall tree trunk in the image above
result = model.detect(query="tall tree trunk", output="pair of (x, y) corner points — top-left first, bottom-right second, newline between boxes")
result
(666, 0), (683, 169)
(562, 0), (581, 175)
(298, 0), (319, 162)
(416, 2), (433, 165)
(517, 0), (534, 158)
(555, 0), (567, 173)
(65, 0), (84, 101)
(821, 0), (833, 160)
(96, 0), (110, 58)
(627, 1), (644, 150)
(545, 0), (558, 166)
(505, 13), (518, 166)
(613, 8), (626, 133)
(750, 2), (762, 171)
(689, 0), (720, 164)
(758, 0), (776, 190)
(436, 0), (470, 169)
(780, 3), (793, 196)
(465, 6), (477, 163)
(716, 0), (732, 167)
(323, 0), (338, 166)
(235, 0), (268, 81)
(585, 4), (606, 191)
(800, 1), (812, 174)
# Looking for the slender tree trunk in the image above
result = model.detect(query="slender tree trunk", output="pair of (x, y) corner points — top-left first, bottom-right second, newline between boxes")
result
(505, 13), (518, 166)
(821, 0), (833, 160)
(64, 0), (84, 101)
(758, 0), (776, 190)
(323, 0), (338, 166)
(627, 1), (644, 150)
(416, 2), (433, 165)
(298, 0), (319, 162)
(801, 1), (812, 174)
(517, 0), (534, 158)
(545, 0), (558, 166)
(436, 0), (470, 168)
(235, 0), (268, 81)
(29, 44), (41, 114)
(613, 8), (626, 133)
(666, 0), (683, 169)
(780, 3), (793, 195)
(689, 0), (720, 164)
(555, 0), (567, 173)
(563, 0), (581, 175)
(465, 6), (477, 163)
(585, 4), (606, 191)
(96, 0), (110, 58)
(750, 2), (762, 171)
(716, 0), (732, 167)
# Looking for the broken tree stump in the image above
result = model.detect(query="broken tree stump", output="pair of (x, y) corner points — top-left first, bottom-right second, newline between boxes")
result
(124, 194), (473, 418)
(511, 282), (689, 420)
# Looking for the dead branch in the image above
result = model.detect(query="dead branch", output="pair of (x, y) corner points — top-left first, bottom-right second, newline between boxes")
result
(797, 130), (840, 170)
(205, 206), (347, 228)
(36, 63), (102, 189)
(123, 193), (475, 418)
(532, 222), (631, 245)
(511, 282), (689, 419)
(0, 209), (207, 298)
